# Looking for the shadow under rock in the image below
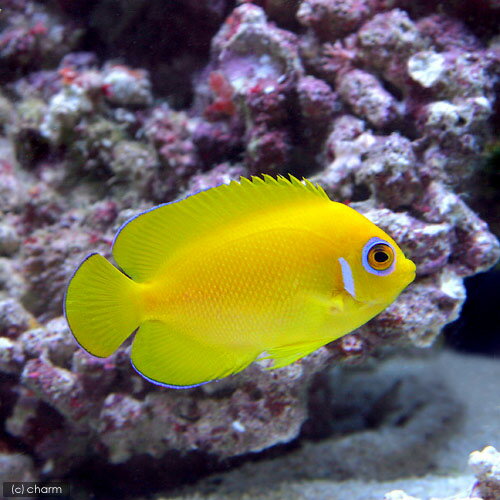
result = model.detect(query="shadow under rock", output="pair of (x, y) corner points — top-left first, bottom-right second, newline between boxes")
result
(445, 270), (500, 356)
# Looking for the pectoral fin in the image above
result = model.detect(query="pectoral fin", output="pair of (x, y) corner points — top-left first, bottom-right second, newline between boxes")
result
(329, 294), (345, 313)
(262, 291), (346, 369)
(261, 339), (330, 369)
(307, 290), (345, 312)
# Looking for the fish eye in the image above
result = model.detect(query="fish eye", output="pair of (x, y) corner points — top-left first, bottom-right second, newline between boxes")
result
(362, 238), (395, 276)
(368, 244), (393, 269)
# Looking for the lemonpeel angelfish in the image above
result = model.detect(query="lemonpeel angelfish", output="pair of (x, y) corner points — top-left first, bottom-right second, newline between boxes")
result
(64, 175), (416, 388)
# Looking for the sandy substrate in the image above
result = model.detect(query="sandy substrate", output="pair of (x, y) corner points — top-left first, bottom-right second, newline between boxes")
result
(168, 349), (500, 500)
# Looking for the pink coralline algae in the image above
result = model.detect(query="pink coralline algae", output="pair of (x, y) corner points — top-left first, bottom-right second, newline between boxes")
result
(196, 4), (304, 174)
(0, 0), (499, 494)
(336, 69), (399, 128)
(297, 0), (378, 41)
(0, 1), (80, 78)
(356, 9), (432, 88)
(7, 316), (332, 475)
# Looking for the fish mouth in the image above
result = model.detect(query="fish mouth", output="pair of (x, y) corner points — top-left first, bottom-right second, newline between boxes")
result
(405, 258), (417, 284)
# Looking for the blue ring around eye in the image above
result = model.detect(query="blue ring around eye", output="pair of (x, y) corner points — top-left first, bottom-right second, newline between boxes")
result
(362, 237), (396, 276)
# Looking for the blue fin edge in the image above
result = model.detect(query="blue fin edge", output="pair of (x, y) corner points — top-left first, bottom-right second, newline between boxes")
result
(130, 359), (214, 390)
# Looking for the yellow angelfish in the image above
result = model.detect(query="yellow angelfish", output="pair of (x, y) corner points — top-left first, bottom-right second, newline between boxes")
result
(64, 175), (415, 388)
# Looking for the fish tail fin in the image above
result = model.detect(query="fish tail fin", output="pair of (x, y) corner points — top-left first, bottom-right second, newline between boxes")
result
(64, 253), (142, 357)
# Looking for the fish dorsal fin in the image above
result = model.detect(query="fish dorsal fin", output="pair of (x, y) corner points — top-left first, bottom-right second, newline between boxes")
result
(112, 175), (329, 282)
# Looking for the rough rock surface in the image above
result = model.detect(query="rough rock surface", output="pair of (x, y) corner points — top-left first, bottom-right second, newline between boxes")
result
(0, 0), (498, 495)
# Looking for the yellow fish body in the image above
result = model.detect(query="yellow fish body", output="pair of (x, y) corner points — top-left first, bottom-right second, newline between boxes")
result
(64, 175), (416, 388)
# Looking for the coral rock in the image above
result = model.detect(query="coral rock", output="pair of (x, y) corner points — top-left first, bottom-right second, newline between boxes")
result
(0, 161), (28, 212)
(110, 141), (159, 192)
(470, 446), (500, 500)
(0, 258), (26, 302)
(408, 51), (446, 89)
(1, 0), (500, 491)
(210, 4), (303, 174)
(19, 317), (77, 367)
(336, 69), (399, 128)
(0, 451), (37, 483)
(22, 356), (91, 422)
(0, 1), (80, 79)
(21, 228), (108, 319)
(0, 336), (25, 374)
(0, 219), (21, 256)
(297, 75), (340, 126)
(39, 85), (94, 145)
(0, 298), (35, 338)
(102, 65), (153, 108)
(187, 163), (248, 193)
(357, 9), (430, 89)
(97, 393), (145, 463)
(297, 0), (376, 41)
(354, 134), (422, 207)
(143, 105), (199, 181)
(418, 183), (500, 276)
(360, 209), (452, 277)
(360, 272), (466, 348)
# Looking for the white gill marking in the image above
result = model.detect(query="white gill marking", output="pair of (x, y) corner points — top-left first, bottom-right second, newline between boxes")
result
(338, 257), (356, 298)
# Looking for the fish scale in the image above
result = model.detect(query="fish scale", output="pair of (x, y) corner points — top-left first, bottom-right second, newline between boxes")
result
(65, 175), (415, 388)
(151, 228), (332, 349)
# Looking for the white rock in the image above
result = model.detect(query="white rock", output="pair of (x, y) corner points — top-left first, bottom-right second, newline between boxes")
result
(408, 51), (446, 88)
(469, 445), (500, 482)
(384, 490), (420, 500)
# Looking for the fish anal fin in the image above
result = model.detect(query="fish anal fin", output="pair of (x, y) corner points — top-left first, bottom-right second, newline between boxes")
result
(131, 321), (258, 388)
